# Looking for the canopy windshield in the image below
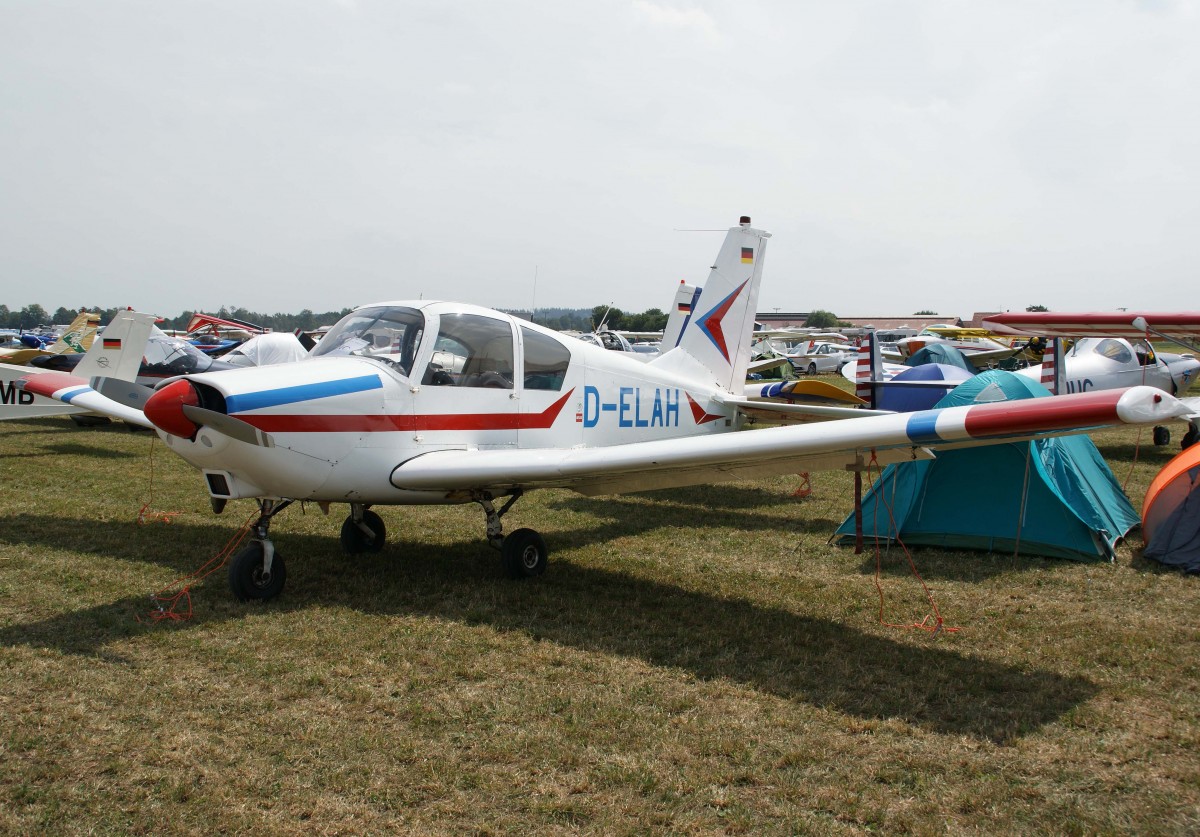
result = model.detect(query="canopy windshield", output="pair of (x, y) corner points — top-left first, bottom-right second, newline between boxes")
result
(143, 328), (218, 376)
(311, 306), (425, 377)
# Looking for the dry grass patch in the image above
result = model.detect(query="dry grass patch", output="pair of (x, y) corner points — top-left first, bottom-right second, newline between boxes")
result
(0, 416), (1197, 834)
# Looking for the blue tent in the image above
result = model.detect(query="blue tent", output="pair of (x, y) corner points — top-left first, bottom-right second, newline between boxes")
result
(834, 371), (1139, 561)
(877, 363), (974, 413)
(904, 342), (974, 372)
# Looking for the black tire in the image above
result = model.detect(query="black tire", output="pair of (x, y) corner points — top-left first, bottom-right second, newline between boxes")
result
(228, 542), (287, 601)
(1182, 424), (1200, 451)
(340, 510), (386, 554)
(501, 528), (548, 579)
(806, 363), (817, 376)
(1153, 425), (1171, 447)
(69, 414), (111, 427)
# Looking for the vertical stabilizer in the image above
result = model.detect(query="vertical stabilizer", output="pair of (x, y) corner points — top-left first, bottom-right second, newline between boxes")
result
(49, 311), (101, 355)
(854, 333), (882, 408)
(650, 217), (770, 392)
(1040, 337), (1064, 395)
(76, 310), (156, 382)
(659, 281), (700, 351)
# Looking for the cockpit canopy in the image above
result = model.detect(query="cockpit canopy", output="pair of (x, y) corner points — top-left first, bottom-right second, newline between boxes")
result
(312, 304), (573, 391)
(311, 306), (426, 377)
(143, 327), (220, 376)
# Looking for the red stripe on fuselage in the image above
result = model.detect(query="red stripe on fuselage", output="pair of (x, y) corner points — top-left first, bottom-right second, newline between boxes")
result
(237, 388), (574, 433)
(961, 388), (1128, 438)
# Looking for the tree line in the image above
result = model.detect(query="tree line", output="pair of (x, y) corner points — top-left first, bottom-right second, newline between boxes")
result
(0, 303), (673, 334)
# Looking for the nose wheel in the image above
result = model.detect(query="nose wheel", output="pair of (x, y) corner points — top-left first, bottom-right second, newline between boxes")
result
(228, 498), (291, 601)
(229, 541), (287, 601)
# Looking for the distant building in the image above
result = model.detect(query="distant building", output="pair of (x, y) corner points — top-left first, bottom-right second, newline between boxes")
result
(755, 313), (961, 333)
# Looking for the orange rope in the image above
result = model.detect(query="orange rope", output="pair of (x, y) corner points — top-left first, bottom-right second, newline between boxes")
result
(140, 511), (257, 622)
(791, 472), (812, 497)
(865, 453), (961, 635)
(136, 436), (182, 525)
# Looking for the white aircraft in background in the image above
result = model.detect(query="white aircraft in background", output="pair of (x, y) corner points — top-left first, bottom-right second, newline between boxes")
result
(0, 311), (157, 423)
(19, 219), (1190, 601)
(983, 311), (1200, 446)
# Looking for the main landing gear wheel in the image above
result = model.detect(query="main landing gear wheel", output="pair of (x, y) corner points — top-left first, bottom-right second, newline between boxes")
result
(502, 528), (548, 579)
(340, 509), (386, 554)
(1153, 425), (1171, 447)
(228, 542), (287, 601)
(806, 363), (817, 376)
(1183, 424), (1200, 451)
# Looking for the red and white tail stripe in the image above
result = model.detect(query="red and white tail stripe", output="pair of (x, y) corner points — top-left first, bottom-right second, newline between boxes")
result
(1039, 337), (1064, 395)
(854, 334), (880, 407)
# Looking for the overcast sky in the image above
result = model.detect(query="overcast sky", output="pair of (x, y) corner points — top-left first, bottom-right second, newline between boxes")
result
(2, 0), (1197, 323)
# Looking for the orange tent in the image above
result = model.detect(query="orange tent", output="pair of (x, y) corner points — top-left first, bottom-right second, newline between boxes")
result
(1142, 443), (1200, 573)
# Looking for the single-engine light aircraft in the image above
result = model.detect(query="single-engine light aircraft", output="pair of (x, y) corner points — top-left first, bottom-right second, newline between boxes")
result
(20, 219), (1192, 602)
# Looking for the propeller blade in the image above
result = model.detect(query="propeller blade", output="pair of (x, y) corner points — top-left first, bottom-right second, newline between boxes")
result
(181, 404), (275, 448)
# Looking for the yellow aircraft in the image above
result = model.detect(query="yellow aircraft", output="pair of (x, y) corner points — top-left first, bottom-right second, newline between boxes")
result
(0, 310), (101, 366)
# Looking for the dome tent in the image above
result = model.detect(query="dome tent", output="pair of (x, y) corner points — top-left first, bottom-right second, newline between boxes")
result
(1141, 443), (1200, 574)
(834, 371), (1139, 561)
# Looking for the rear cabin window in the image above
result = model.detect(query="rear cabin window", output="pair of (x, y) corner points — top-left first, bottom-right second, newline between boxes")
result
(521, 326), (571, 391)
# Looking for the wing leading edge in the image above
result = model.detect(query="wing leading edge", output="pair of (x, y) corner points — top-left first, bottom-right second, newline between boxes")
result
(391, 385), (1188, 497)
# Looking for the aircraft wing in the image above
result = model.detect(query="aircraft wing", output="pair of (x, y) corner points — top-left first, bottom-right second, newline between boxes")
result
(391, 385), (1188, 497)
(960, 346), (1025, 369)
(983, 312), (1200, 341)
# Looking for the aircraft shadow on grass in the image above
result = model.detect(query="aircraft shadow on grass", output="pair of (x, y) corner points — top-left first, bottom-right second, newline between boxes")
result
(0, 515), (1097, 744)
(548, 484), (842, 541)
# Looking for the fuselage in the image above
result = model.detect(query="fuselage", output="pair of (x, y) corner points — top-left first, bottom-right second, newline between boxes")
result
(150, 301), (742, 505)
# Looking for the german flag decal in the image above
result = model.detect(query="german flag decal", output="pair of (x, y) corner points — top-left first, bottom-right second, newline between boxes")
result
(102, 338), (121, 349)
(741, 247), (754, 263)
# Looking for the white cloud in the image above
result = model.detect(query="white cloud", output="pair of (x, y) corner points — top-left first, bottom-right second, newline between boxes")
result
(631, 1), (722, 45)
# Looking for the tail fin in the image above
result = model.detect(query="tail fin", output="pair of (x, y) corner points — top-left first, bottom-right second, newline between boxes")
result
(659, 280), (700, 351)
(854, 333), (882, 408)
(48, 311), (101, 355)
(75, 310), (156, 382)
(650, 216), (770, 392)
(1039, 337), (1064, 395)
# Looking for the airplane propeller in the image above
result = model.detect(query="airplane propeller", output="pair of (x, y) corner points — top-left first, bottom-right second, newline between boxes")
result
(181, 404), (275, 448)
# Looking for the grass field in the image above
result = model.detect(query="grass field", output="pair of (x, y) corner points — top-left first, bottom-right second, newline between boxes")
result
(1, 411), (1197, 834)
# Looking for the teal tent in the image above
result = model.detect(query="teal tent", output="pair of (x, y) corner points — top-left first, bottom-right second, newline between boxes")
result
(904, 342), (974, 372)
(834, 371), (1139, 561)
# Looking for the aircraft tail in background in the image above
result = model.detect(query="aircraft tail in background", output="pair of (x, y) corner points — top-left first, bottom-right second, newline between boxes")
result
(658, 280), (700, 352)
(48, 310), (102, 355)
(854, 333), (882, 408)
(74, 310), (156, 382)
(1040, 338), (1065, 395)
(650, 216), (770, 392)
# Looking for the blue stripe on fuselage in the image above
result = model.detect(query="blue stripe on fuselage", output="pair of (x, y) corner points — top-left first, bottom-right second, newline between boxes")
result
(225, 374), (383, 413)
(906, 411), (943, 445)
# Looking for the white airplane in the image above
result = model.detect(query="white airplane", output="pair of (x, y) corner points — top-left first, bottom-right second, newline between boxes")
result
(0, 310), (157, 423)
(18, 219), (1191, 602)
(983, 311), (1200, 447)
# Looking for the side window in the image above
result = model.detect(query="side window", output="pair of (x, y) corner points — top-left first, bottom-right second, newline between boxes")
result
(521, 326), (571, 391)
(425, 313), (515, 388)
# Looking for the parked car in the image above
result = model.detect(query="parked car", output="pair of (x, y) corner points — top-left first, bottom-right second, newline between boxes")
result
(788, 341), (855, 375)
